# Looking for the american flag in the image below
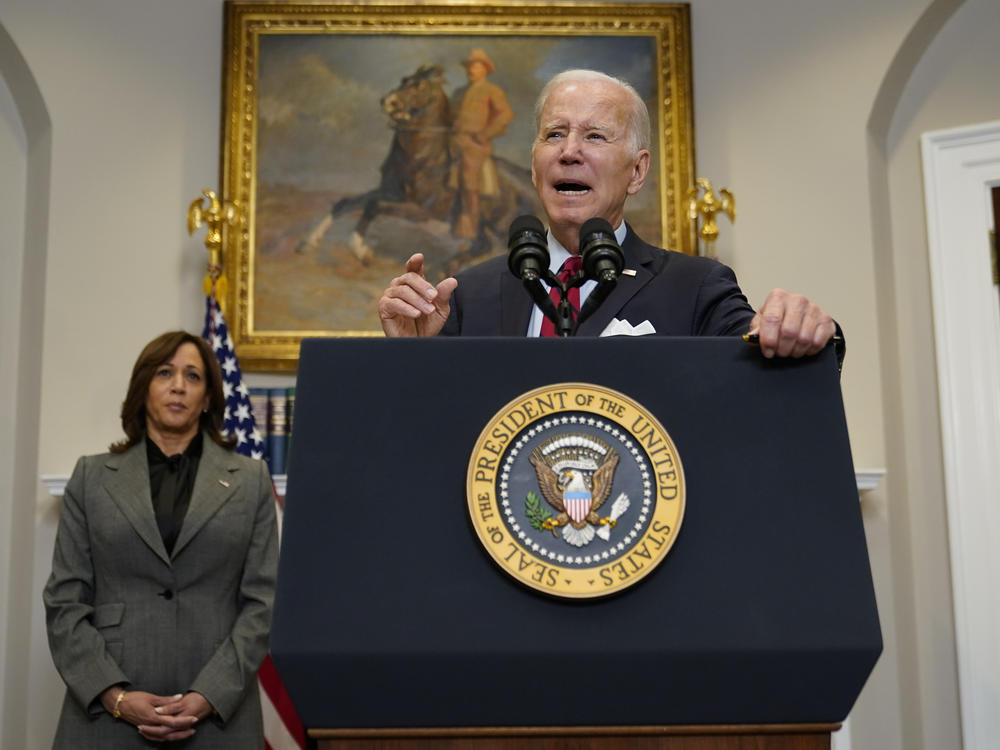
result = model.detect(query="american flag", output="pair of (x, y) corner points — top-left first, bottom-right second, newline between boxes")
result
(203, 294), (306, 750)
(203, 297), (266, 461)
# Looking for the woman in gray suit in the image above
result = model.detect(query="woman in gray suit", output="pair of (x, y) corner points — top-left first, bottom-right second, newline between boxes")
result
(44, 331), (278, 747)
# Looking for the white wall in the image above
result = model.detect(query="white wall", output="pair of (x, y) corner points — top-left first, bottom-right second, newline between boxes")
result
(0, 15), (51, 750)
(1, 1), (223, 746)
(883, 1), (1000, 747)
(2, 0), (995, 747)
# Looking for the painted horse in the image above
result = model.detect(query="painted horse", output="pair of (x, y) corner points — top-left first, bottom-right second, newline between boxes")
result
(297, 64), (541, 271)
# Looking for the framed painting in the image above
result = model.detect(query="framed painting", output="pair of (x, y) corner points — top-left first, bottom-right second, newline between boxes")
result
(220, 1), (695, 370)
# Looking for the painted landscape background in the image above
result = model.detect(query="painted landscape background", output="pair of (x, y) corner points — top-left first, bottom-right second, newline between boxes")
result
(252, 33), (662, 333)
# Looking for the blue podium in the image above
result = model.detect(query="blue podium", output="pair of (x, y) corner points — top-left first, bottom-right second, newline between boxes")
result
(272, 337), (881, 749)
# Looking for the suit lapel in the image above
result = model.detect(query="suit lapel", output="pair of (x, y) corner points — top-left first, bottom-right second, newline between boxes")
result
(575, 228), (659, 336)
(103, 443), (172, 566)
(171, 437), (239, 558)
(499, 269), (534, 335)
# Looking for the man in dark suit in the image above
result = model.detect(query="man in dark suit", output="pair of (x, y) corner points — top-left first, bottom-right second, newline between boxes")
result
(378, 69), (837, 359)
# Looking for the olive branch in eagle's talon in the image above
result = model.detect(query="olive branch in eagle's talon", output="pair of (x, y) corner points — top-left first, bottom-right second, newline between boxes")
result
(525, 491), (558, 537)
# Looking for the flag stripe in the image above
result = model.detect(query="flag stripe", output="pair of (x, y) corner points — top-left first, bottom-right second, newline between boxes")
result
(259, 654), (306, 745)
(261, 688), (303, 750)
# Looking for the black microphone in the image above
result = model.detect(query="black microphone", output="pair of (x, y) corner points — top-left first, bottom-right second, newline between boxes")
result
(574, 218), (624, 333)
(507, 215), (550, 281)
(579, 217), (624, 283)
(507, 215), (565, 332)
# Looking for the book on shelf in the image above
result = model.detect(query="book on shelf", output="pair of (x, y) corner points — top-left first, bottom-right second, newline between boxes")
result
(285, 386), (295, 473)
(249, 386), (296, 477)
(268, 388), (288, 476)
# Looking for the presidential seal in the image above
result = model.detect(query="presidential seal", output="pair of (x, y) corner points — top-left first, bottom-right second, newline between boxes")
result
(467, 383), (685, 598)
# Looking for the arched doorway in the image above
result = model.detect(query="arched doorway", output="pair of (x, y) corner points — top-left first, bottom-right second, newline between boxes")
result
(0, 21), (51, 750)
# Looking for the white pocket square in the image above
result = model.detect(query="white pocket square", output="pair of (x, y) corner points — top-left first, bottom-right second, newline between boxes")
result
(599, 318), (656, 337)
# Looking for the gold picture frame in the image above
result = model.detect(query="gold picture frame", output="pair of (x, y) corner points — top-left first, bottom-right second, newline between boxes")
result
(221, 1), (695, 370)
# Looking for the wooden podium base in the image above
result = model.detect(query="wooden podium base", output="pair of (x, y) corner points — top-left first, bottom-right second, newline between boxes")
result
(311, 724), (839, 750)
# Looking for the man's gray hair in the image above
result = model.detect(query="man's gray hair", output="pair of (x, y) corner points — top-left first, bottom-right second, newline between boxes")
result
(533, 69), (651, 155)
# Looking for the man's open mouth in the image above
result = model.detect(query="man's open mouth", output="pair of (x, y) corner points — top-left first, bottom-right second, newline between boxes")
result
(555, 182), (591, 195)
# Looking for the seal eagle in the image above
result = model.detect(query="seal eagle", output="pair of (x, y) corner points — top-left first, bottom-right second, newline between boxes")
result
(529, 434), (620, 546)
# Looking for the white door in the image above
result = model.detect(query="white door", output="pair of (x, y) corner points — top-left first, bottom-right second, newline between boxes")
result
(922, 120), (1000, 750)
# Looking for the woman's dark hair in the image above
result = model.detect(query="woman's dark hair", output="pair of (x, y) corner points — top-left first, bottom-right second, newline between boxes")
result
(110, 331), (236, 453)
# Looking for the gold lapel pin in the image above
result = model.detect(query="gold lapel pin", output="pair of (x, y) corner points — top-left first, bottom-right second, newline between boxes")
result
(218, 479), (231, 488)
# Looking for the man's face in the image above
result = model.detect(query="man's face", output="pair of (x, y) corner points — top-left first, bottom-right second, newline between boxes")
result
(531, 79), (650, 253)
(466, 61), (488, 83)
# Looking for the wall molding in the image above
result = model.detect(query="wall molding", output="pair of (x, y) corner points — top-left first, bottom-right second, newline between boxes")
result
(41, 470), (883, 501)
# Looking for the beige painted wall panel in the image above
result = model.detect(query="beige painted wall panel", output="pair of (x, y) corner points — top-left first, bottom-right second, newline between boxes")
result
(885, 0), (1000, 747)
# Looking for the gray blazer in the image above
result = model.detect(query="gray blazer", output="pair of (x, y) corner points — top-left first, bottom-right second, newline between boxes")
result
(43, 434), (278, 748)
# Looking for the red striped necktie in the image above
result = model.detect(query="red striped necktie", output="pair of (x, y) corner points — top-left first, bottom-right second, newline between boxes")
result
(540, 255), (583, 337)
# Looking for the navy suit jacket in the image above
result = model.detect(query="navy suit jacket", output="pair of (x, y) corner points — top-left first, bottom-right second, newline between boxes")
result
(441, 226), (756, 337)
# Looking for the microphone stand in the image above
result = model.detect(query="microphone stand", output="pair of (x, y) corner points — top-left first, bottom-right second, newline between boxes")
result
(512, 216), (622, 337)
(552, 273), (576, 337)
(531, 269), (589, 337)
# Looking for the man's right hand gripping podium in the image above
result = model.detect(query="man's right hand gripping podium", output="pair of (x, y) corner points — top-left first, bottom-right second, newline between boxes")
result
(378, 68), (843, 366)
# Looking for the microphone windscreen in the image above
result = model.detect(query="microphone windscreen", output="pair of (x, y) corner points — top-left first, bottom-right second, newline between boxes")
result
(579, 216), (623, 283)
(579, 217), (615, 242)
(507, 215), (549, 280)
(509, 214), (546, 242)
